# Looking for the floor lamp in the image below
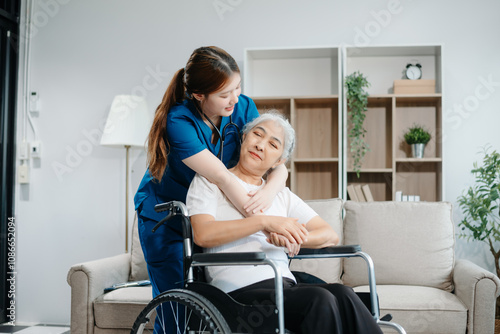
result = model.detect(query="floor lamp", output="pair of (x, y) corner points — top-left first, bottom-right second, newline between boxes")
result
(100, 95), (150, 252)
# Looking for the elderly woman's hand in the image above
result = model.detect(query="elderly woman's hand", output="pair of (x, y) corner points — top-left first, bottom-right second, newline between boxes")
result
(262, 216), (308, 245)
(267, 232), (301, 257)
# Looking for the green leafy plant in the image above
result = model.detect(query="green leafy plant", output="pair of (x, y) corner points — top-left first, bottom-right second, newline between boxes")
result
(345, 71), (370, 178)
(457, 147), (500, 316)
(404, 124), (431, 145)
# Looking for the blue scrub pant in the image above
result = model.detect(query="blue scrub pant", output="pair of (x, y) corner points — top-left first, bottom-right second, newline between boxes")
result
(137, 211), (184, 333)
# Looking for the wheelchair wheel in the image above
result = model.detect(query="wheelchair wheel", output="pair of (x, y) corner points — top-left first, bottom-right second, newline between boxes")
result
(131, 289), (231, 334)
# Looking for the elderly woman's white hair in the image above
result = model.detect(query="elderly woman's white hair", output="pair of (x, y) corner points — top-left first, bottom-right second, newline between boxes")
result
(241, 110), (295, 161)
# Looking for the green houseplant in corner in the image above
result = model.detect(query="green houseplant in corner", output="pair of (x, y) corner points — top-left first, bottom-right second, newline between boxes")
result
(457, 147), (500, 317)
(404, 124), (431, 158)
(345, 71), (370, 177)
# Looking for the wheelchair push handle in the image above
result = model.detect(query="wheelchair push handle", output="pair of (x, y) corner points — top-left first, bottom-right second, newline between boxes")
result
(152, 201), (191, 239)
(154, 200), (188, 215)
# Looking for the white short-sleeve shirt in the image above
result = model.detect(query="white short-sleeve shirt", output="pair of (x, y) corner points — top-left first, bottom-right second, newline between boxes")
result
(186, 173), (318, 293)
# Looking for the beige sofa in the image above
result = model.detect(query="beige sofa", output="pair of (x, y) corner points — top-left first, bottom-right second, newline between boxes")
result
(67, 199), (500, 334)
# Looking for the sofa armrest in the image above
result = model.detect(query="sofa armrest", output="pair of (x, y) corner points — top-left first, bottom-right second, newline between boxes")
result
(67, 253), (131, 334)
(453, 258), (500, 334)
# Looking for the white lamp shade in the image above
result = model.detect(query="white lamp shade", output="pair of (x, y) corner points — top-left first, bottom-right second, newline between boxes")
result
(100, 95), (151, 147)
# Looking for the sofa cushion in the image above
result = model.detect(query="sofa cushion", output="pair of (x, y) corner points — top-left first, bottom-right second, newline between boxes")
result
(353, 285), (467, 333)
(343, 201), (455, 292)
(289, 198), (343, 284)
(94, 286), (152, 329)
(130, 214), (149, 281)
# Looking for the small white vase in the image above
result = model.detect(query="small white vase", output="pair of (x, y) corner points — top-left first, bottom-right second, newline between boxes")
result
(411, 143), (425, 158)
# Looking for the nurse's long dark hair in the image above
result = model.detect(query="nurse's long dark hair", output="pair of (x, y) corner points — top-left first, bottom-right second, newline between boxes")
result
(147, 46), (240, 181)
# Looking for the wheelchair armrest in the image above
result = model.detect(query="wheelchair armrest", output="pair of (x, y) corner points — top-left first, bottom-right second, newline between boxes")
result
(192, 252), (267, 264)
(295, 244), (361, 257)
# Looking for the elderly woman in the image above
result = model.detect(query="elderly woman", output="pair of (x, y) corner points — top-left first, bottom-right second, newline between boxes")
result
(186, 112), (383, 334)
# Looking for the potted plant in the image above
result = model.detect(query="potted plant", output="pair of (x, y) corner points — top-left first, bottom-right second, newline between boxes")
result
(457, 147), (500, 317)
(345, 71), (370, 177)
(404, 124), (431, 158)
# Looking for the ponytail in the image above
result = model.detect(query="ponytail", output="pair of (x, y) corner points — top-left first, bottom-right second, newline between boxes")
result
(147, 46), (240, 182)
(147, 68), (185, 181)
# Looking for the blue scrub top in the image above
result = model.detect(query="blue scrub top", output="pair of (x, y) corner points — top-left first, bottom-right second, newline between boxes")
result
(134, 94), (259, 224)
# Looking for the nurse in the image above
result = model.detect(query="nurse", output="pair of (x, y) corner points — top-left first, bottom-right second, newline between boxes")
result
(134, 46), (307, 309)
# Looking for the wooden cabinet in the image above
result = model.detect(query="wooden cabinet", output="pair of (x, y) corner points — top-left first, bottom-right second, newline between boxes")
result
(244, 45), (443, 201)
(345, 94), (442, 201)
(245, 47), (342, 200)
(253, 96), (341, 200)
(344, 45), (443, 201)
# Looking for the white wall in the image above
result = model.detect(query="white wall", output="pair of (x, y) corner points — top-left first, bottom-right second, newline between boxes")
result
(14, 0), (500, 325)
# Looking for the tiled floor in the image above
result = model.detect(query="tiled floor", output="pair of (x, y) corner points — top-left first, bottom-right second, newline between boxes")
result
(0, 324), (70, 334)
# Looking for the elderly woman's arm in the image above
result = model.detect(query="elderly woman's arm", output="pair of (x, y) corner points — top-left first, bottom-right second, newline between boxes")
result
(267, 216), (339, 256)
(190, 213), (308, 248)
(301, 216), (339, 248)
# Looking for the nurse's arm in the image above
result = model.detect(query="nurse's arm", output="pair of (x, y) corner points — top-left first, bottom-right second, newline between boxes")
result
(182, 149), (255, 218)
(244, 163), (288, 214)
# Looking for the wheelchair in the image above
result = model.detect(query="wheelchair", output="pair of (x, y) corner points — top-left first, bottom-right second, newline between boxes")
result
(131, 201), (407, 334)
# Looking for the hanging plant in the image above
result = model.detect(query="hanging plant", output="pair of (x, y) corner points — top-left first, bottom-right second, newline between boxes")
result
(345, 71), (370, 178)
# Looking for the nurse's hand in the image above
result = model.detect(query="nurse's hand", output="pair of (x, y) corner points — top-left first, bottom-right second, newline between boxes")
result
(244, 186), (278, 214)
(244, 164), (288, 214)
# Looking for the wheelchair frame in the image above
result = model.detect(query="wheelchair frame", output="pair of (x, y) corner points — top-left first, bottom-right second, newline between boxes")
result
(131, 201), (406, 334)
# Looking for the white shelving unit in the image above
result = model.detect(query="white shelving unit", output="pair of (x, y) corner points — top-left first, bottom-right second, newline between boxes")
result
(243, 44), (443, 202)
(343, 45), (443, 201)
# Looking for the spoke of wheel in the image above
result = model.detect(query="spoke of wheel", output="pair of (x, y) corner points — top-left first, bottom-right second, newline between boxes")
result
(183, 308), (194, 334)
(157, 302), (166, 333)
(169, 300), (181, 334)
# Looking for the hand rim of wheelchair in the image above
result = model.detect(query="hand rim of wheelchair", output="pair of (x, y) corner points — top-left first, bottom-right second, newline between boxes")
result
(130, 289), (230, 333)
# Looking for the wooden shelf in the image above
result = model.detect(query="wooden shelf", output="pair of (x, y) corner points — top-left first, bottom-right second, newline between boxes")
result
(395, 161), (442, 202)
(252, 95), (341, 200)
(345, 45), (443, 201)
(295, 158), (339, 163)
(347, 168), (393, 173)
(246, 45), (443, 202)
(244, 46), (340, 96)
(395, 158), (442, 163)
(347, 172), (392, 201)
(294, 162), (339, 200)
(253, 98), (291, 119)
(368, 93), (442, 99)
(295, 97), (339, 160)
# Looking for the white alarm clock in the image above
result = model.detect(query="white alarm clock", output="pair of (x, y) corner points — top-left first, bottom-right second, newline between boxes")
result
(405, 63), (422, 80)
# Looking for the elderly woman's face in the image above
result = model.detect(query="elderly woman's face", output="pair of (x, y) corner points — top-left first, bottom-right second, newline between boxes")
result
(240, 120), (285, 172)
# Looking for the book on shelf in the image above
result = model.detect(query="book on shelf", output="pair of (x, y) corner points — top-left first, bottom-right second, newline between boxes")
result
(348, 184), (375, 202)
(354, 185), (366, 202)
(361, 184), (374, 202)
(347, 185), (359, 201)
